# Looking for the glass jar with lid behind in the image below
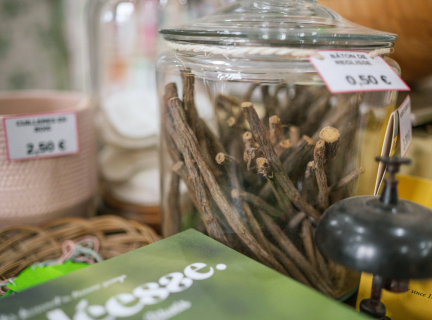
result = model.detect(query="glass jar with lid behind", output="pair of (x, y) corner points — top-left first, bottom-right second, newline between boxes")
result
(157, 0), (403, 298)
(87, 0), (224, 229)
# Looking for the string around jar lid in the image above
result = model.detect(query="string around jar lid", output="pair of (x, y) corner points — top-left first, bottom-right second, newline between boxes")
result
(166, 41), (393, 59)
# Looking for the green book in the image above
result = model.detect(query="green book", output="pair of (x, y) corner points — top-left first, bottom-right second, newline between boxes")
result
(0, 229), (369, 320)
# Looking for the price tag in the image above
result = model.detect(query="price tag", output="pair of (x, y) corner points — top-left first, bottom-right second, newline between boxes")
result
(309, 50), (410, 93)
(3, 112), (80, 161)
(398, 96), (412, 158)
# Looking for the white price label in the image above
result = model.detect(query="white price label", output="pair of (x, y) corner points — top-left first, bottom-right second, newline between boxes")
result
(309, 50), (410, 93)
(398, 96), (412, 158)
(4, 112), (80, 161)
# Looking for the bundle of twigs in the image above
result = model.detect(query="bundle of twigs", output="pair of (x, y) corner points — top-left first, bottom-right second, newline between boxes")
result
(161, 70), (364, 298)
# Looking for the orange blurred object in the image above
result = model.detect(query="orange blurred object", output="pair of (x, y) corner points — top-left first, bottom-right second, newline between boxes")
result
(319, 0), (432, 83)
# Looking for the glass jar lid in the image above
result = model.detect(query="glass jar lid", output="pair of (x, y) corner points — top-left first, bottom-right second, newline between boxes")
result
(160, 0), (397, 50)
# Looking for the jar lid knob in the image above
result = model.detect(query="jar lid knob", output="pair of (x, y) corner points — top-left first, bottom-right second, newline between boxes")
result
(375, 156), (411, 207)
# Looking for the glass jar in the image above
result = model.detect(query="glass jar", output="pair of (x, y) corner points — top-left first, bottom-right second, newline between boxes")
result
(87, 0), (223, 226)
(157, 0), (401, 298)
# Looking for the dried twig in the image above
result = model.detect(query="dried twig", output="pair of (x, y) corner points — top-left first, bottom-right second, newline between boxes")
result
(289, 126), (301, 144)
(314, 139), (329, 210)
(283, 135), (315, 175)
(216, 93), (239, 116)
(163, 81), (361, 297)
(275, 139), (292, 158)
(329, 167), (365, 193)
(164, 172), (181, 237)
(319, 126), (340, 162)
(256, 157), (271, 177)
(242, 102), (321, 220)
(288, 212), (307, 231)
(300, 94), (331, 136)
(168, 97), (286, 274)
(262, 85), (277, 120)
(162, 83), (182, 238)
(301, 218), (317, 270)
(304, 161), (316, 204)
(269, 116), (283, 146)
(172, 161), (197, 207)
(167, 123), (229, 246)
(269, 241), (313, 288)
(258, 210), (334, 296)
(238, 190), (283, 219)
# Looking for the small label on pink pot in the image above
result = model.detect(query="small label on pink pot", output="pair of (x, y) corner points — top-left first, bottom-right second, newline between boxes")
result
(3, 112), (80, 161)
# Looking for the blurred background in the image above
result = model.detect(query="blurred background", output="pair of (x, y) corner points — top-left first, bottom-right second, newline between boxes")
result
(1, 0), (431, 91)
(0, 0), (431, 225)
(0, 0), (87, 91)
(0, 0), (228, 92)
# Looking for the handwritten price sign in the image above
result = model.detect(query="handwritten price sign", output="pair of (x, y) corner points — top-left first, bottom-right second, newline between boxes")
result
(310, 51), (410, 94)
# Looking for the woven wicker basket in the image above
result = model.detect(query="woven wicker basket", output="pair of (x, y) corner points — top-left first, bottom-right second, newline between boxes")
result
(0, 215), (161, 287)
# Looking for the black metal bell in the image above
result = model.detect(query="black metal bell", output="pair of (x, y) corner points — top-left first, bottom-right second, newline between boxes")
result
(316, 156), (432, 320)
(316, 156), (432, 280)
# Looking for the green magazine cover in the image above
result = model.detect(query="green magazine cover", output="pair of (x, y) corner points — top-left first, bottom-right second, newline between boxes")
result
(0, 229), (369, 320)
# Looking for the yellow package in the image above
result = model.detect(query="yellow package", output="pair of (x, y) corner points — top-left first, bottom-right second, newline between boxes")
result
(356, 174), (432, 320)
